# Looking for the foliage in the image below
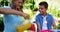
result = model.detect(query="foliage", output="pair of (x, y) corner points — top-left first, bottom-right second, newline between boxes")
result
(0, 17), (4, 31)
(23, 0), (38, 11)
(57, 24), (60, 29)
(58, 11), (60, 17)
(0, 0), (9, 7)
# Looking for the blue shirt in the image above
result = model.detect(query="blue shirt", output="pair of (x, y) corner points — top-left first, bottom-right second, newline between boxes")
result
(36, 13), (54, 30)
(3, 6), (23, 32)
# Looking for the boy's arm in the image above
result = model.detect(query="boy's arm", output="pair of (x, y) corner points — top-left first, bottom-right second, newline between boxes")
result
(50, 15), (58, 30)
(36, 16), (41, 32)
(37, 23), (41, 31)
(0, 8), (29, 19)
(52, 22), (58, 30)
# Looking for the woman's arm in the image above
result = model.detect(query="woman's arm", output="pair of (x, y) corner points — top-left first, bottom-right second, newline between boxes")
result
(0, 8), (29, 19)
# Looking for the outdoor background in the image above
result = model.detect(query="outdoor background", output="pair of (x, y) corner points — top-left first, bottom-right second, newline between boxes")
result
(0, 0), (60, 32)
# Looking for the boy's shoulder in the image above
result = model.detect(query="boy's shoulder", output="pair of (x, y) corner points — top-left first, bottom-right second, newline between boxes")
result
(36, 13), (42, 17)
(36, 13), (53, 17)
(47, 13), (53, 17)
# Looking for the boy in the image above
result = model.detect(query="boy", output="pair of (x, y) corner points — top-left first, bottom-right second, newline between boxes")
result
(36, 1), (57, 32)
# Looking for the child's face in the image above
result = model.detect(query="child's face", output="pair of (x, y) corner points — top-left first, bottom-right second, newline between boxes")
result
(39, 5), (47, 14)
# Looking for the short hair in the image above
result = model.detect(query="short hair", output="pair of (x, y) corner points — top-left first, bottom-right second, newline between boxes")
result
(39, 1), (48, 8)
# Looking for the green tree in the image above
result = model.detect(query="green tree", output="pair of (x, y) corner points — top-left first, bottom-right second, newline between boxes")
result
(0, 17), (4, 31)
(1, 0), (9, 7)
